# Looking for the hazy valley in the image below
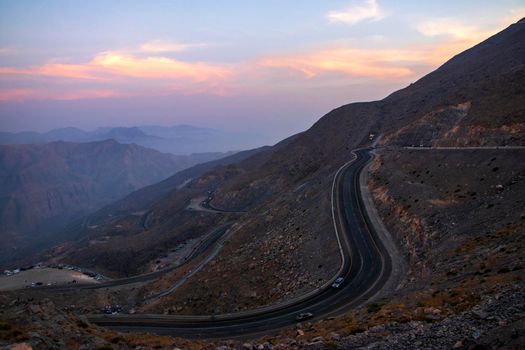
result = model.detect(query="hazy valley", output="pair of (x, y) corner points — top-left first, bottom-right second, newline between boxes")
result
(0, 139), (232, 269)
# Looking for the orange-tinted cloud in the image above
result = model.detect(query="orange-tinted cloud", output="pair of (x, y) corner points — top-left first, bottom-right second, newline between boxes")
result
(257, 47), (416, 80)
(91, 52), (229, 81)
(0, 52), (230, 82)
(253, 28), (502, 83)
(417, 18), (496, 42)
(0, 52), (233, 101)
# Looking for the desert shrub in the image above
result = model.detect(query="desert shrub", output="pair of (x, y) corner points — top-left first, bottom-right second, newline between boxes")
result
(111, 336), (125, 344)
(324, 340), (338, 349)
(0, 321), (11, 331)
(367, 303), (382, 313)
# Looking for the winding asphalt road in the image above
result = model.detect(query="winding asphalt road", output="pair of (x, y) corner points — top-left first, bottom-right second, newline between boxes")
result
(88, 148), (394, 338)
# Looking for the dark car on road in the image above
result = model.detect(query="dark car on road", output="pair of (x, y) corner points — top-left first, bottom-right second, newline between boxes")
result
(295, 312), (314, 322)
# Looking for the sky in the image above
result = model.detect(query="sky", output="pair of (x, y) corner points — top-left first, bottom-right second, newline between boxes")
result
(0, 0), (524, 143)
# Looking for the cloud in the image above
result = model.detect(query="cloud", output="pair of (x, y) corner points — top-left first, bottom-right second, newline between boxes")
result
(91, 52), (229, 81)
(0, 63), (99, 80)
(327, 0), (385, 25)
(139, 40), (211, 53)
(0, 88), (124, 102)
(0, 89), (36, 102)
(417, 18), (486, 40)
(55, 89), (127, 100)
(0, 51), (232, 101)
(252, 31), (495, 89)
(0, 52), (230, 82)
(257, 47), (418, 80)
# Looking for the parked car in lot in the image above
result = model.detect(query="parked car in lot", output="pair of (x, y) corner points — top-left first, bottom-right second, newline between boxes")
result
(331, 276), (344, 289)
(295, 312), (314, 322)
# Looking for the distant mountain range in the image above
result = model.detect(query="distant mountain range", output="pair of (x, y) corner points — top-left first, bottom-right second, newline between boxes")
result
(0, 125), (270, 155)
(0, 139), (232, 267)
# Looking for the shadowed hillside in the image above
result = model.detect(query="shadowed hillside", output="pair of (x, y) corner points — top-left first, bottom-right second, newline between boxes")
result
(0, 139), (231, 267)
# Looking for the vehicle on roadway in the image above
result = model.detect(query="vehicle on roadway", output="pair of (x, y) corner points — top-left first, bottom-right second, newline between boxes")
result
(331, 276), (344, 289)
(103, 304), (122, 315)
(295, 312), (314, 322)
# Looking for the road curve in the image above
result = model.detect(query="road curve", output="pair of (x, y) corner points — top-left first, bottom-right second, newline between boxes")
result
(88, 148), (393, 338)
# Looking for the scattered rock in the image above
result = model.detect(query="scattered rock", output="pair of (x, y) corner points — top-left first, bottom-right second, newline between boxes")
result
(368, 324), (386, 333)
(472, 309), (488, 320)
(329, 332), (340, 340)
(472, 329), (481, 340)
(28, 304), (42, 314)
(424, 307), (442, 315)
(452, 339), (464, 348)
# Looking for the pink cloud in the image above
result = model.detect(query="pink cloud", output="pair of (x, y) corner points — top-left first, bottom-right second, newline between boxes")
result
(55, 89), (128, 100)
(0, 88), (127, 102)
(0, 89), (38, 102)
(0, 64), (100, 80)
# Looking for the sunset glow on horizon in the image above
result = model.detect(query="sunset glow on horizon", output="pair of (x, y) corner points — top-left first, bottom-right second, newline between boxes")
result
(1, 0), (524, 142)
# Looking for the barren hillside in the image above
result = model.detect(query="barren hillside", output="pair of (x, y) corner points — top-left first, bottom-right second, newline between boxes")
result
(40, 19), (525, 315)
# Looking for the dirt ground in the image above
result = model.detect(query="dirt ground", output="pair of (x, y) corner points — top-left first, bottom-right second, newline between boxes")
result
(0, 268), (98, 291)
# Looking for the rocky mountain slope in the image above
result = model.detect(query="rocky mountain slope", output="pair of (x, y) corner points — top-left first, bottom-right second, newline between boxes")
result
(0, 139), (229, 268)
(41, 19), (525, 311)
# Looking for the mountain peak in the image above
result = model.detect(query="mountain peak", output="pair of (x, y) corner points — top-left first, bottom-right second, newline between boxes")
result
(104, 127), (147, 137)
